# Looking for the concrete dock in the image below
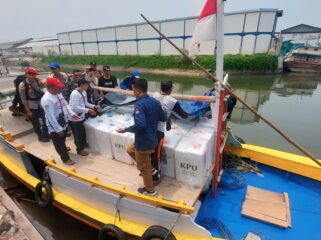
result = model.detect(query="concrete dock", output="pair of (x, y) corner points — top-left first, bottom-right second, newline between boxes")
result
(0, 187), (43, 240)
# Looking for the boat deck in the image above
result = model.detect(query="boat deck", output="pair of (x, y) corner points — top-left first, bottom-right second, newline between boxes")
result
(196, 164), (321, 240)
(0, 109), (204, 206)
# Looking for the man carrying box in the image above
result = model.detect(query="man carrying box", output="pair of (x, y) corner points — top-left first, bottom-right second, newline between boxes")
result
(117, 78), (166, 196)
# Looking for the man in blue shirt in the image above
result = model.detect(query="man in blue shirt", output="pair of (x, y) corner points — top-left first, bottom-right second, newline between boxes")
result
(117, 78), (166, 196)
(120, 70), (140, 90)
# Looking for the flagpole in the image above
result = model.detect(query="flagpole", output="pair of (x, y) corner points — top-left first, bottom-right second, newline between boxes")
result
(216, 0), (224, 82)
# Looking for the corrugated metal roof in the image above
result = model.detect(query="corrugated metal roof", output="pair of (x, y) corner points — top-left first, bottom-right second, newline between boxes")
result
(281, 24), (321, 34)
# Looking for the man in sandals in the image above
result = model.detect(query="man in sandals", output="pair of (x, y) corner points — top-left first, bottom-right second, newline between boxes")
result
(41, 77), (79, 165)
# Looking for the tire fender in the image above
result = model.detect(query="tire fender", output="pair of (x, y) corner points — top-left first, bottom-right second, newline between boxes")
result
(141, 225), (176, 240)
(34, 181), (53, 207)
(98, 224), (126, 240)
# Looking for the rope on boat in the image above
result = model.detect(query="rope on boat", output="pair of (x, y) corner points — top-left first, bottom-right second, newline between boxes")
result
(197, 218), (233, 240)
(114, 195), (123, 225)
(220, 169), (246, 190)
(165, 213), (181, 240)
(223, 153), (263, 176)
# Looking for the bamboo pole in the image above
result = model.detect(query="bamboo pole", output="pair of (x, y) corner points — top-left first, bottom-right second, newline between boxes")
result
(92, 86), (215, 102)
(140, 14), (321, 167)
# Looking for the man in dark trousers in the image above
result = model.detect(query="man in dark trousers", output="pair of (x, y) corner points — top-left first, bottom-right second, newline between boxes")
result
(69, 78), (99, 156)
(41, 77), (79, 165)
(9, 71), (27, 116)
(19, 68), (49, 142)
(117, 78), (166, 196)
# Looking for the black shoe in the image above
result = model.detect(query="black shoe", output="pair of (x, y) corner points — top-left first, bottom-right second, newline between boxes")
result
(66, 132), (71, 137)
(137, 187), (157, 196)
(38, 136), (50, 142)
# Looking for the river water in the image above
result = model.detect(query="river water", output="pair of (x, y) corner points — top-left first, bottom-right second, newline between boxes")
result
(0, 71), (320, 239)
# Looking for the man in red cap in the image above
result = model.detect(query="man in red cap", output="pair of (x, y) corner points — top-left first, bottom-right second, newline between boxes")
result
(41, 77), (79, 165)
(19, 68), (49, 142)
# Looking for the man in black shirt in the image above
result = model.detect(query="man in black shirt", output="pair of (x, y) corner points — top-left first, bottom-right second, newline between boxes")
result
(98, 65), (118, 97)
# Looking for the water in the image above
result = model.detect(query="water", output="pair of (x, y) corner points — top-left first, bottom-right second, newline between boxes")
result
(138, 72), (321, 158)
(1, 70), (320, 239)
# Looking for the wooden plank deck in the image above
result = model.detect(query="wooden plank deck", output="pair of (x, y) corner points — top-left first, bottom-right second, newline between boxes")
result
(0, 108), (204, 206)
(0, 109), (33, 137)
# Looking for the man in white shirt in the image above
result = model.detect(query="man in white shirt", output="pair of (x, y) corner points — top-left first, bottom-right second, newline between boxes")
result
(69, 78), (99, 156)
(152, 80), (188, 182)
(41, 77), (79, 165)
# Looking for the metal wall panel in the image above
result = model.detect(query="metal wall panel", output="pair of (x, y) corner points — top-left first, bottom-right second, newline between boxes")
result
(258, 12), (276, 32)
(118, 41), (137, 55)
(224, 36), (242, 54)
(71, 44), (85, 55)
(225, 14), (244, 33)
(58, 33), (70, 44)
(116, 26), (136, 40)
(98, 42), (117, 55)
(244, 13), (259, 33)
(161, 39), (184, 55)
(161, 20), (184, 36)
(138, 41), (160, 55)
(82, 30), (97, 42)
(255, 35), (271, 53)
(241, 35), (256, 54)
(60, 45), (72, 55)
(185, 19), (197, 36)
(97, 28), (116, 41)
(84, 43), (99, 55)
(69, 32), (82, 43)
(137, 23), (160, 39)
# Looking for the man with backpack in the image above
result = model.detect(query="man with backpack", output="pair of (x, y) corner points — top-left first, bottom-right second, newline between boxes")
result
(9, 71), (27, 116)
(19, 68), (49, 142)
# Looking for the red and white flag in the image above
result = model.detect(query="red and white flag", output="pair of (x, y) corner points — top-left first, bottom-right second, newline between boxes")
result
(189, 0), (217, 55)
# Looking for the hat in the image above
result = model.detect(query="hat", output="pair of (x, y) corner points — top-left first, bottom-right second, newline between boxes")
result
(77, 77), (90, 85)
(103, 65), (111, 71)
(49, 61), (60, 69)
(132, 70), (140, 78)
(89, 61), (97, 67)
(25, 67), (37, 75)
(46, 77), (64, 88)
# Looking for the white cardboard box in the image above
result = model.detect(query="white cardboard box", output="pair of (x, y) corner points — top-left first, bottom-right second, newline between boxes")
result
(186, 127), (216, 170)
(175, 137), (208, 187)
(168, 121), (193, 136)
(110, 130), (135, 164)
(160, 133), (182, 178)
(84, 117), (120, 159)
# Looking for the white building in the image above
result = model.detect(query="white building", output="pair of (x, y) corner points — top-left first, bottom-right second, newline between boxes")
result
(281, 24), (321, 47)
(57, 9), (283, 56)
(17, 37), (60, 56)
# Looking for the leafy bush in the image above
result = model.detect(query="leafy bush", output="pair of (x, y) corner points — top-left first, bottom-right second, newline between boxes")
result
(41, 54), (278, 71)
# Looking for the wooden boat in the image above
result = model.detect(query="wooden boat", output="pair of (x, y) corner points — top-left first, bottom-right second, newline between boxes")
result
(284, 46), (321, 73)
(0, 1), (320, 240)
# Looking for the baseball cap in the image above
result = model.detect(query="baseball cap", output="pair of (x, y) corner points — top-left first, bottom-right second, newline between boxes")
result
(49, 61), (60, 69)
(89, 61), (97, 67)
(25, 67), (37, 75)
(132, 70), (140, 78)
(46, 77), (64, 88)
(77, 77), (90, 85)
(103, 65), (111, 71)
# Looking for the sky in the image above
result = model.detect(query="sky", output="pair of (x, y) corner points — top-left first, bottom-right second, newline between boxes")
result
(0, 0), (320, 43)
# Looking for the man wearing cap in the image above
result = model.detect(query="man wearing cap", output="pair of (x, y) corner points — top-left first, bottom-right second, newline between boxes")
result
(48, 61), (70, 100)
(69, 78), (99, 156)
(85, 67), (99, 104)
(41, 77), (79, 165)
(88, 61), (101, 78)
(19, 68), (49, 142)
(98, 65), (118, 97)
(65, 69), (83, 102)
(120, 70), (141, 90)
